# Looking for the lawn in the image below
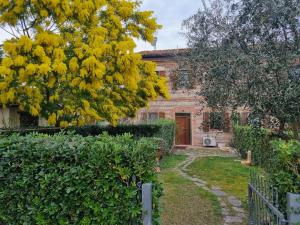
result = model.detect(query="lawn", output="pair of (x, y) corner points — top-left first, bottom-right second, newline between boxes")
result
(158, 154), (222, 225)
(186, 156), (260, 207)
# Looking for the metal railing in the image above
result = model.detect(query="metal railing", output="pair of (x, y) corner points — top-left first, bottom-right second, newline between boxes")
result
(248, 172), (287, 225)
(248, 172), (300, 225)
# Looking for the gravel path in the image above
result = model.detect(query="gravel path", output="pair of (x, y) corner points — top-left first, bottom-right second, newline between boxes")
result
(174, 148), (247, 225)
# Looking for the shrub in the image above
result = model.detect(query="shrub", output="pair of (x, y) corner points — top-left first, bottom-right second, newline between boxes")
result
(0, 133), (162, 225)
(232, 125), (272, 167)
(146, 119), (176, 153)
(269, 140), (300, 211)
(233, 125), (300, 211)
(0, 119), (176, 152)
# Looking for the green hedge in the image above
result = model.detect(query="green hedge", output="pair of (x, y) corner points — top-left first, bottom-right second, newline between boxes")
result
(269, 140), (300, 209)
(232, 125), (272, 167)
(0, 133), (162, 225)
(0, 119), (176, 152)
(233, 125), (300, 211)
(146, 119), (176, 153)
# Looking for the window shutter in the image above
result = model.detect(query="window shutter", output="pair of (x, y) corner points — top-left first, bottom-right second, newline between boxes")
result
(159, 112), (165, 118)
(158, 71), (166, 77)
(141, 113), (147, 121)
(223, 112), (230, 132)
(203, 112), (210, 132)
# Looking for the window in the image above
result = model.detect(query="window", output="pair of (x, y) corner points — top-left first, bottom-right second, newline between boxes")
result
(20, 112), (38, 127)
(141, 112), (165, 121)
(289, 65), (300, 81)
(176, 70), (191, 89)
(156, 71), (166, 77)
(210, 112), (224, 130)
(202, 112), (230, 132)
(148, 112), (159, 121)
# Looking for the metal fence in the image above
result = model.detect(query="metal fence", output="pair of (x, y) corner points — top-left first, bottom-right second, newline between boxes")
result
(248, 172), (300, 225)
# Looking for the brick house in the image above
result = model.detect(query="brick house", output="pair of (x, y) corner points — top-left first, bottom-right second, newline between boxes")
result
(136, 49), (249, 147)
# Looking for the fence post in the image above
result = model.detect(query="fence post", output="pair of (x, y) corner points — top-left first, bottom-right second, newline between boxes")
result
(248, 184), (253, 225)
(142, 183), (153, 225)
(287, 193), (300, 225)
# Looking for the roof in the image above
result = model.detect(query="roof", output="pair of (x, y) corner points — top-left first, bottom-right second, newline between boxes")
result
(139, 48), (190, 59)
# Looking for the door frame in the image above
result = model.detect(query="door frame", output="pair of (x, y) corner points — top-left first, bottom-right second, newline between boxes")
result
(175, 112), (192, 146)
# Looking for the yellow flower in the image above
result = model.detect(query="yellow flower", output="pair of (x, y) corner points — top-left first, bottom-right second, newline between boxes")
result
(18, 36), (32, 52)
(0, 0), (167, 127)
(33, 46), (45, 58)
(40, 9), (48, 17)
(18, 68), (27, 82)
(82, 100), (90, 109)
(49, 93), (59, 102)
(71, 77), (81, 86)
(2, 58), (14, 67)
(69, 57), (79, 72)
(7, 88), (15, 102)
(80, 68), (88, 78)
(30, 106), (39, 116)
(48, 113), (57, 125)
(25, 64), (37, 75)
(60, 121), (69, 127)
(0, 82), (7, 89)
(39, 64), (51, 75)
(0, 66), (12, 76)
(3, 41), (17, 56)
(48, 76), (56, 88)
(53, 62), (67, 74)
(14, 56), (26, 66)
(53, 48), (66, 61)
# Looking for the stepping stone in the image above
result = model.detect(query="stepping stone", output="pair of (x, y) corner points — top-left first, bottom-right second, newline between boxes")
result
(237, 213), (246, 218)
(211, 185), (221, 190)
(220, 201), (227, 207)
(228, 196), (242, 207)
(201, 186), (210, 191)
(211, 189), (227, 197)
(224, 216), (243, 223)
(190, 177), (206, 184)
(194, 182), (206, 187)
(232, 206), (245, 213)
(221, 207), (229, 216)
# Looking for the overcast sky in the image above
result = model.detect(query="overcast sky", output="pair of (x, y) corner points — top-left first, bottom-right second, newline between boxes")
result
(136, 0), (203, 51)
(0, 0), (203, 51)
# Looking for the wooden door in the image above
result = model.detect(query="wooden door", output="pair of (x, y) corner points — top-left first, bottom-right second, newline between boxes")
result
(175, 113), (191, 145)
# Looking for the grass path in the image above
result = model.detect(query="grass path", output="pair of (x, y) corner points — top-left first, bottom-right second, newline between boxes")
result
(187, 156), (259, 206)
(159, 154), (223, 225)
(158, 148), (257, 225)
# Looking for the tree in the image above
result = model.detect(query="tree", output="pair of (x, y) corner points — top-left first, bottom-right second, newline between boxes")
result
(0, 0), (169, 127)
(182, 0), (300, 133)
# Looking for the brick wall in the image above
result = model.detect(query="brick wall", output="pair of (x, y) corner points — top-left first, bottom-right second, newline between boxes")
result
(136, 51), (249, 147)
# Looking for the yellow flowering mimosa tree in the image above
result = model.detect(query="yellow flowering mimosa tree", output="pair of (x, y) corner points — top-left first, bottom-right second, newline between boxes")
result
(0, 0), (169, 127)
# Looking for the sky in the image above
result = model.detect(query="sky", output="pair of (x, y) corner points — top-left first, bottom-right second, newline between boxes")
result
(135, 0), (203, 51)
(0, 0), (203, 51)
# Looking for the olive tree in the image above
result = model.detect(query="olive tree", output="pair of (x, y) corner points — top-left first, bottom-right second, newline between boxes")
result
(182, 0), (300, 134)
